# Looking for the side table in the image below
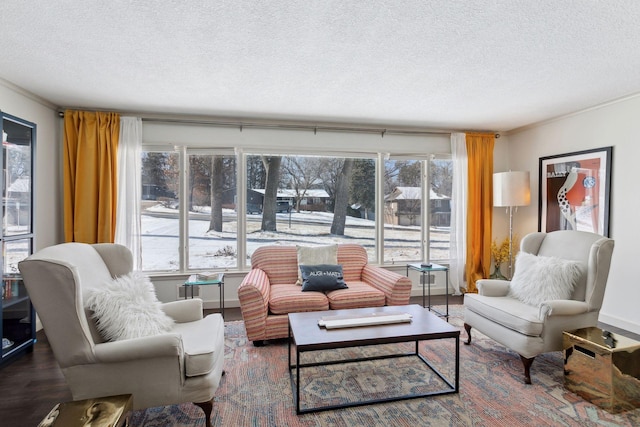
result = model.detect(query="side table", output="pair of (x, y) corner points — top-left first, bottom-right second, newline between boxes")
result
(38, 394), (132, 427)
(185, 273), (225, 317)
(563, 327), (640, 413)
(406, 263), (449, 319)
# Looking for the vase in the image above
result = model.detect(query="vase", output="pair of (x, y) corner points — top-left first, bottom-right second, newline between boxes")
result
(490, 264), (506, 280)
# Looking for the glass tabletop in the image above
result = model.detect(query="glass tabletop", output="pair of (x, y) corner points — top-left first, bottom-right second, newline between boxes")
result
(185, 273), (224, 285)
(407, 262), (448, 271)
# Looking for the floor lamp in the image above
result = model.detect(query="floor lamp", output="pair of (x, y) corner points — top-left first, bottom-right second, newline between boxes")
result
(493, 171), (531, 279)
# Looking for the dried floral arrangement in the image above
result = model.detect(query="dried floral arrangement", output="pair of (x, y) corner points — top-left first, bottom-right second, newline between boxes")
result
(490, 236), (519, 279)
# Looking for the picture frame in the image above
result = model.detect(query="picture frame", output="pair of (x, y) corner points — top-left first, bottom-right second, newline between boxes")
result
(539, 146), (612, 237)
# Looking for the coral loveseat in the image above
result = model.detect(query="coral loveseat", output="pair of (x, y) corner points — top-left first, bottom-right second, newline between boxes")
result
(238, 244), (412, 344)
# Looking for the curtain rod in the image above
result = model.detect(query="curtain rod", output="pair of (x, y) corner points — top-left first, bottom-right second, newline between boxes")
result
(139, 117), (452, 137)
(57, 110), (453, 137)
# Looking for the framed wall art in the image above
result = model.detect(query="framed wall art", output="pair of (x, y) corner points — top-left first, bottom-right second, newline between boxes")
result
(539, 146), (612, 236)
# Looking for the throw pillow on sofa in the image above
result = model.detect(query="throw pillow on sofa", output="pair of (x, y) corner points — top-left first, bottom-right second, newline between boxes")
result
(300, 264), (348, 292)
(296, 244), (338, 285)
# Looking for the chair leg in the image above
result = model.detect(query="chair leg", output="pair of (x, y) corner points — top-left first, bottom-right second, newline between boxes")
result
(463, 323), (472, 345)
(194, 399), (213, 427)
(520, 355), (535, 385)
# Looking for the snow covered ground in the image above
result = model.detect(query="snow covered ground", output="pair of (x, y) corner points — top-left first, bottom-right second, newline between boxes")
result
(141, 204), (450, 271)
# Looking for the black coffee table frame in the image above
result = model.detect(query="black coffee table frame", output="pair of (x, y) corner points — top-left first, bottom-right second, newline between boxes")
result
(288, 305), (459, 414)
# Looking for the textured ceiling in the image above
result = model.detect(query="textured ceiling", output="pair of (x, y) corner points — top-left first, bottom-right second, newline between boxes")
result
(1, 1), (640, 131)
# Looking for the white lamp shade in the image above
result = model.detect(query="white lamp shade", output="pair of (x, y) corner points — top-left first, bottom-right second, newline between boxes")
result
(493, 171), (531, 207)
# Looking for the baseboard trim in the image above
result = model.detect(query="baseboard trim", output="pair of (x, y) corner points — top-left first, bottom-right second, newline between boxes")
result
(598, 312), (640, 336)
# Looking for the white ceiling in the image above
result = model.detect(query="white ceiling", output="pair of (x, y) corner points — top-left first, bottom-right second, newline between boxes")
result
(2, 1), (640, 132)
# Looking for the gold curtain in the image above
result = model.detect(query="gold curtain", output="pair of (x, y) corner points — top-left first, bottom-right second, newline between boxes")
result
(63, 110), (120, 243)
(465, 132), (495, 292)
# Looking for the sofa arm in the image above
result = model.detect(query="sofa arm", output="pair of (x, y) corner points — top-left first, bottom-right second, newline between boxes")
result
(238, 269), (271, 341)
(361, 265), (412, 305)
(94, 333), (183, 363)
(476, 279), (511, 297)
(162, 299), (203, 323)
(538, 300), (589, 319)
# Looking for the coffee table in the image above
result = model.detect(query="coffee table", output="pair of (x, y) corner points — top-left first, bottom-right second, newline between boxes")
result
(288, 304), (460, 414)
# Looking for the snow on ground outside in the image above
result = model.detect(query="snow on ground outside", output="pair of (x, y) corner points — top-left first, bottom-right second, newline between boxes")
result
(141, 205), (450, 271)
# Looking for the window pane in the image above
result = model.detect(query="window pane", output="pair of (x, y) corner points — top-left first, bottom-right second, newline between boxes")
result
(3, 118), (32, 236)
(383, 159), (422, 263)
(141, 151), (180, 271)
(429, 158), (452, 261)
(246, 155), (376, 262)
(188, 154), (237, 269)
(3, 238), (31, 274)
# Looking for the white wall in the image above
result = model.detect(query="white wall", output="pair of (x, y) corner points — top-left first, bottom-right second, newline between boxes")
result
(503, 94), (640, 334)
(0, 81), (62, 250)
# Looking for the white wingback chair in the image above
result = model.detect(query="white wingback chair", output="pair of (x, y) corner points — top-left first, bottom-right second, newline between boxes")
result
(18, 243), (225, 427)
(463, 230), (614, 384)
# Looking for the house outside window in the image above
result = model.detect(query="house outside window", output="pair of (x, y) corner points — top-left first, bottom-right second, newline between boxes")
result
(382, 157), (451, 264)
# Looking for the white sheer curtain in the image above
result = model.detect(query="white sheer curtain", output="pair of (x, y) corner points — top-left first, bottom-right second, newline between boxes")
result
(449, 133), (467, 295)
(115, 117), (142, 270)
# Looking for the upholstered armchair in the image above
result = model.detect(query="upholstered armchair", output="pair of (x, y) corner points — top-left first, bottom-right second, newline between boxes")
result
(463, 230), (614, 384)
(18, 243), (225, 427)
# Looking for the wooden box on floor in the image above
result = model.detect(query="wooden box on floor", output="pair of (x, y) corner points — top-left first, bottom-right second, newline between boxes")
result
(38, 394), (132, 427)
(563, 327), (640, 413)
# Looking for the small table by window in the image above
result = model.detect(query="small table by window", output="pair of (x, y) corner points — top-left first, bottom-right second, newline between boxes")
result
(406, 263), (449, 319)
(184, 273), (225, 317)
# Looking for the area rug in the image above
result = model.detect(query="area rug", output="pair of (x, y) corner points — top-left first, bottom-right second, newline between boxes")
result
(128, 306), (640, 426)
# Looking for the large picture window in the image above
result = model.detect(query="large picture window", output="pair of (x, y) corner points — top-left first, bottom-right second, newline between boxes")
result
(138, 126), (451, 273)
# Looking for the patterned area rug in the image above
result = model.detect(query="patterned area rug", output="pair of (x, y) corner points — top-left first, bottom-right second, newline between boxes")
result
(129, 306), (640, 426)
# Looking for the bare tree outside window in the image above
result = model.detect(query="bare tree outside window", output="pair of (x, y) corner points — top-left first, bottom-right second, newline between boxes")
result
(281, 157), (324, 212)
(261, 156), (281, 232)
(209, 155), (224, 232)
(330, 158), (354, 235)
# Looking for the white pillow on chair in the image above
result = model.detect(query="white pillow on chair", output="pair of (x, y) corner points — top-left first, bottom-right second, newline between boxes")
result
(85, 272), (174, 341)
(509, 252), (582, 306)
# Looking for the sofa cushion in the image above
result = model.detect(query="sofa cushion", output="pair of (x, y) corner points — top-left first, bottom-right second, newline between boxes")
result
(269, 284), (329, 314)
(337, 244), (368, 281)
(250, 246), (299, 285)
(300, 264), (348, 292)
(464, 293), (544, 336)
(172, 313), (224, 377)
(326, 281), (386, 310)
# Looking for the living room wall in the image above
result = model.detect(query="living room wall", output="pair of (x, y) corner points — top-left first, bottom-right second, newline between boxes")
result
(0, 81), (62, 252)
(502, 94), (640, 334)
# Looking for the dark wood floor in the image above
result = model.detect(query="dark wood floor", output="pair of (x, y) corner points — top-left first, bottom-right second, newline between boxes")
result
(43, 294), (640, 425)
